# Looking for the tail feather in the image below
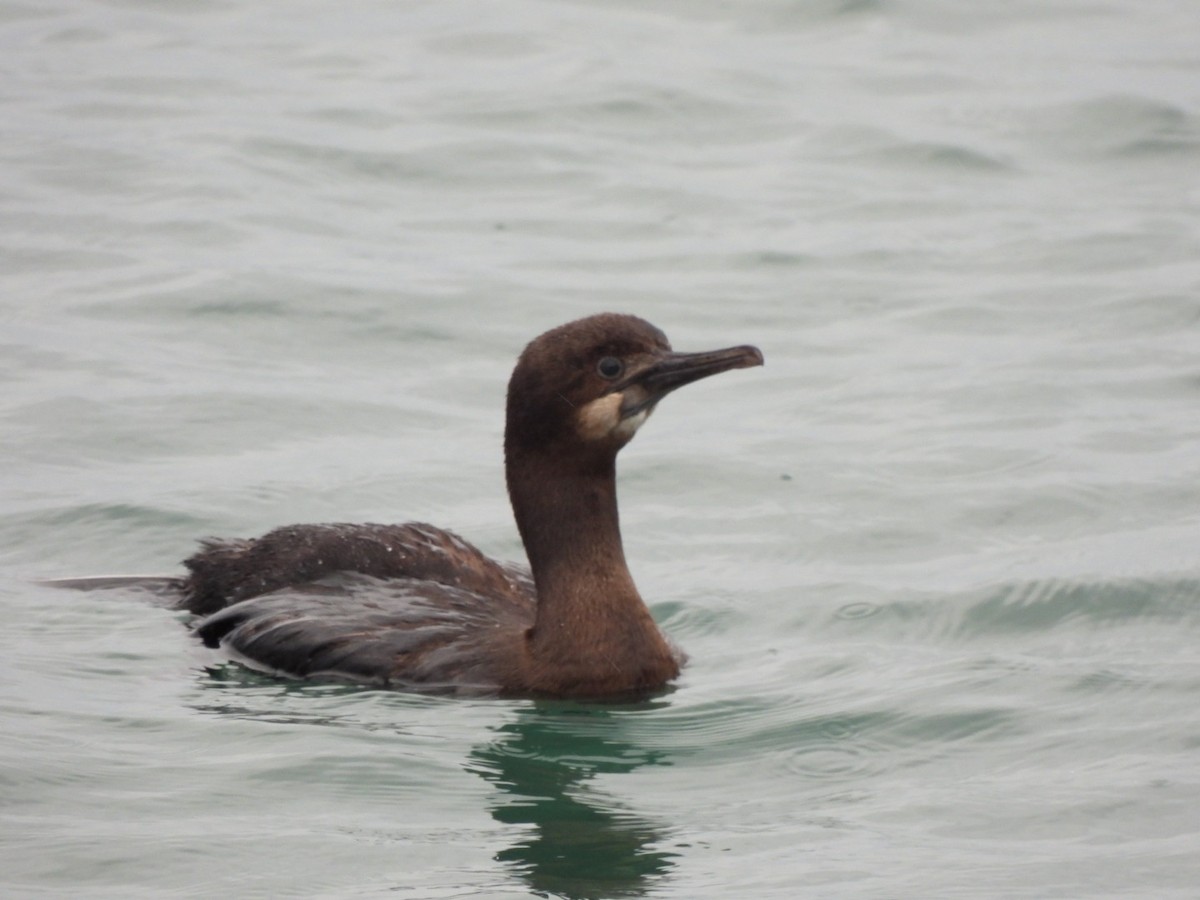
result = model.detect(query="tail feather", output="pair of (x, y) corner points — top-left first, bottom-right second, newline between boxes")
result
(38, 575), (185, 605)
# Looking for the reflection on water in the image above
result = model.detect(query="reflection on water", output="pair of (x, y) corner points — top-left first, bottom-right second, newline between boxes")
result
(468, 702), (678, 899)
(188, 669), (680, 897)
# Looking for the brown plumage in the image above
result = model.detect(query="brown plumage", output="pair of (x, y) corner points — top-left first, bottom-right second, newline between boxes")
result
(58, 314), (763, 698)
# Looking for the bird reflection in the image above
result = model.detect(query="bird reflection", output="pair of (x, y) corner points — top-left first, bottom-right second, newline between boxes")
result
(467, 701), (678, 899)
(188, 667), (679, 896)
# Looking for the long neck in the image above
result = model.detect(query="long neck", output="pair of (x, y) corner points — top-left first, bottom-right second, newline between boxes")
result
(506, 452), (676, 681)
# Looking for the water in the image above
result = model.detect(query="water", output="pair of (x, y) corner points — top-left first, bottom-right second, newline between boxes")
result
(2, 0), (1199, 896)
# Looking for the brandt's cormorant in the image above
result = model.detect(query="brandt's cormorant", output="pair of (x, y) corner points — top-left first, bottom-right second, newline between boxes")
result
(49, 314), (763, 698)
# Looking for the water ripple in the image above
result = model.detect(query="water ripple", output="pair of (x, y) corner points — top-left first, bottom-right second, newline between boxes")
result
(1021, 95), (1200, 160)
(956, 575), (1199, 636)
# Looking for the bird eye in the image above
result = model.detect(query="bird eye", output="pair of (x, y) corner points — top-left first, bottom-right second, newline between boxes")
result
(596, 357), (624, 379)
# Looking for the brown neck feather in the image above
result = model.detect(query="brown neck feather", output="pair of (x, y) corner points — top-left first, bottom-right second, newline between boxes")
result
(505, 452), (678, 690)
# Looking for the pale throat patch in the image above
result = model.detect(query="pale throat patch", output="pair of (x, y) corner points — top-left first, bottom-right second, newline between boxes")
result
(576, 392), (649, 441)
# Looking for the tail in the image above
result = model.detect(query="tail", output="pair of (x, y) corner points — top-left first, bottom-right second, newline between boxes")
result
(38, 575), (185, 605)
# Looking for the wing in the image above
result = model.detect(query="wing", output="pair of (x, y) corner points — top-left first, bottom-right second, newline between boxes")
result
(182, 522), (533, 615)
(195, 571), (535, 692)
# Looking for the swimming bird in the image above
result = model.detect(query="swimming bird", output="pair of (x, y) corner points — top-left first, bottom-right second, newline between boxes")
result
(51, 314), (763, 698)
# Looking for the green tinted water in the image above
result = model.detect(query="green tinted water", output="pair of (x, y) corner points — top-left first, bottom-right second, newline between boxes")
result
(2, 0), (1198, 897)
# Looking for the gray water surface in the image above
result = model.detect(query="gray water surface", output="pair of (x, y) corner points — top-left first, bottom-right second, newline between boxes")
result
(2, 1), (1199, 897)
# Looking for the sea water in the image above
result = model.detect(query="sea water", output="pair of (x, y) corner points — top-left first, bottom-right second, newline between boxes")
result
(2, 1), (1198, 897)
